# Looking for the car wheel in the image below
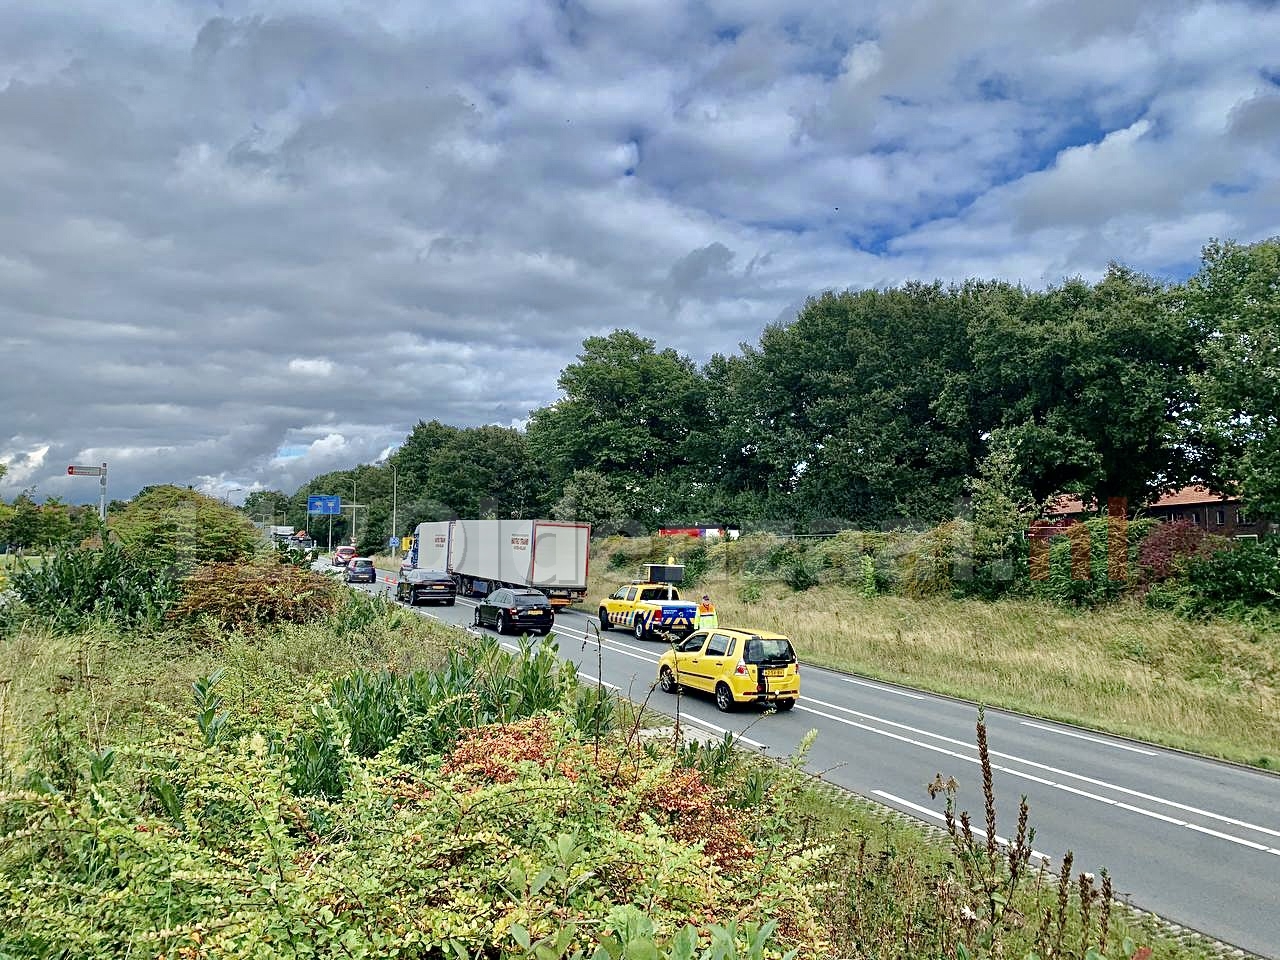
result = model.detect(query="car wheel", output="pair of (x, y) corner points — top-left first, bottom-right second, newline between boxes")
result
(496, 612), (508, 635)
(777, 699), (796, 712)
(634, 619), (647, 642)
(446, 598), (455, 606)
(659, 667), (678, 694)
(715, 682), (735, 713)
(598, 608), (611, 631)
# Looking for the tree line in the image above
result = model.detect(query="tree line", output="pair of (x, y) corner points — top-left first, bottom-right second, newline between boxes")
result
(237, 237), (1277, 556)
(4, 238), (1273, 555)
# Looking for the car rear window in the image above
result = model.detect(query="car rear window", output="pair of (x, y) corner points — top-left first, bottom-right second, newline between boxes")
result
(352, 559), (373, 568)
(512, 593), (548, 607)
(744, 638), (795, 664)
(640, 587), (676, 601)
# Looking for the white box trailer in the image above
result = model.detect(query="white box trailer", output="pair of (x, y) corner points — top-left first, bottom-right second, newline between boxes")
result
(413, 521), (453, 572)
(413, 518), (591, 607)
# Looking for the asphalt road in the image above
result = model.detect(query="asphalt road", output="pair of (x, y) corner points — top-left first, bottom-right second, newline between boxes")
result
(343, 568), (1280, 958)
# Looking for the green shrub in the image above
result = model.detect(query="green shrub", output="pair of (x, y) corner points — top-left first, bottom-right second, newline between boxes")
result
(9, 542), (179, 632)
(171, 562), (341, 632)
(898, 521), (974, 599)
(1151, 537), (1280, 617)
(1031, 517), (1158, 608)
(109, 485), (258, 568)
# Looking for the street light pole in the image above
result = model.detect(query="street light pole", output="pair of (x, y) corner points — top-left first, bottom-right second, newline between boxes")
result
(351, 478), (357, 545)
(391, 462), (398, 549)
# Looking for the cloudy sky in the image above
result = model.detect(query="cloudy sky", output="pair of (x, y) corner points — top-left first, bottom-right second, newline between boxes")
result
(2, 0), (1278, 503)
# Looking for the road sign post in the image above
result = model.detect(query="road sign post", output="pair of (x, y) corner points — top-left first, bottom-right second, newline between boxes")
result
(307, 495), (342, 552)
(67, 463), (108, 522)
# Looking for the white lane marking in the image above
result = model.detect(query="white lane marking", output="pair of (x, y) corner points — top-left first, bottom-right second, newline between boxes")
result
(872, 790), (1049, 862)
(1020, 720), (1157, 756)
(800, 696), (1280, 841)
(576, 672), (621, 691)
(678, 714), (765, 750)
(1185, 823), (1280, 854)
(417, 591), (1280, 849)
(798, 703), (1280, 856)
(836, 675), (924, 699)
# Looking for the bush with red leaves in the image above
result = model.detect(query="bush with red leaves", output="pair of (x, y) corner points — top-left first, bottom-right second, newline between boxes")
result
(1136, 521), (1228, 584)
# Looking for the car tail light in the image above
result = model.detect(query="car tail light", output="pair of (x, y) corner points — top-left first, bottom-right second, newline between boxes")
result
(652, 610), (664, 621)
(734, 661), (748, 676)
(508, 607), (518, 614)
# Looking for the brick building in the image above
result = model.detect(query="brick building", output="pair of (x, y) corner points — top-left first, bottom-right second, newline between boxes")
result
(1048, 485), (1270, 540)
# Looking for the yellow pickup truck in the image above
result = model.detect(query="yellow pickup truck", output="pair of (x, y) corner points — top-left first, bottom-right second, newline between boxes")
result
(597, 582), (700, 641)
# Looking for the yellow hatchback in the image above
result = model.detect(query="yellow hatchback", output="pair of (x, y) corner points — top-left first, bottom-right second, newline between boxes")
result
(657, 628), (800, 712)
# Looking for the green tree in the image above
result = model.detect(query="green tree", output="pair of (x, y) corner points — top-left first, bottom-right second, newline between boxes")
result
(36, 496), (74, 547)
(969, 430), (1038, 565)
(1185, 237), (1280, 515)
(525, 330), (710, 489)
(243, 490), (291, 526)
(723, 283), (983, 527)
(4, 493), (44, 548)
(551, 469), (629, 534)
(110, 485), (258, 567)
(969, 266), (1200, 507)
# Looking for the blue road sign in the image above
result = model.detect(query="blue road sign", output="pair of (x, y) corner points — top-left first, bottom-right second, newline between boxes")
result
(388, 536), (400, 551)
(307, 494), (341, 516)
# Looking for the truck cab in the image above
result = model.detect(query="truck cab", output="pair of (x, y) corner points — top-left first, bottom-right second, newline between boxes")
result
(598, 582), (699, 641)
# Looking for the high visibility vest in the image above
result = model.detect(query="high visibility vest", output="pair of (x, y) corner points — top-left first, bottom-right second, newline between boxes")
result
(696, 603), (717, 630)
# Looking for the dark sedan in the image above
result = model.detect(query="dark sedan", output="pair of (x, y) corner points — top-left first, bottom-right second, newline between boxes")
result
(396, 568), (457, 606)
(474, 587), (554, 635)
(344, 557), (377, 584)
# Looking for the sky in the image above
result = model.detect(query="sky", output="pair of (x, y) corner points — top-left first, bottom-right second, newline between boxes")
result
(1, 0), (1278, 504)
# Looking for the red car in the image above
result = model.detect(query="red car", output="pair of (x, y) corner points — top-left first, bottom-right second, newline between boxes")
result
(331, 545), (357, 567)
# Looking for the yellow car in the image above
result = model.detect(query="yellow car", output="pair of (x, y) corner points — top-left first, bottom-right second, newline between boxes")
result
(657, 628), (800, 712)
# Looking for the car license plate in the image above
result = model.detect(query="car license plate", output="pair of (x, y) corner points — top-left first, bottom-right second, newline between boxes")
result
(431, 585), (446, 590)
(764, 668), (786, 677)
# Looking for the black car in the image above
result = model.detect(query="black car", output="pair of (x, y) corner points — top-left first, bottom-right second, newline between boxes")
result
(396, 568), (457, 606)
(474, 587), (554, 635)
(344, 557), (377, 584)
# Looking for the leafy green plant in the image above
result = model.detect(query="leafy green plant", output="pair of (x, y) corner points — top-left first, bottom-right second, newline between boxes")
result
(9, 542), (179, 632)
(191, 668), (230, 748)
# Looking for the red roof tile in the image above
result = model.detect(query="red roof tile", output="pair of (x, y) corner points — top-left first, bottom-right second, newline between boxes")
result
(1047, 485), (1236, 516)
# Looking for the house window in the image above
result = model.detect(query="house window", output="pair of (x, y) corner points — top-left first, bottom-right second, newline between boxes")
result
(1215, 509), (1226, 526)
(1237, 510), (1249, 526)
(1189, 511), (1199, 525)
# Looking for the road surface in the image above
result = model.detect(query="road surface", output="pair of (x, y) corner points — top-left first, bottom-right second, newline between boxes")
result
(343, 569), (1280, 958)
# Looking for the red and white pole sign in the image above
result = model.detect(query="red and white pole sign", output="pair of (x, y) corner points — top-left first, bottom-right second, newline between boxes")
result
(67, 462), (108, 521)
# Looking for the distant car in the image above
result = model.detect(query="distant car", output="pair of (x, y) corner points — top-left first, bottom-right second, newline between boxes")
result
(344, 557), (377, 584)
(473, 587), (554, 636)
(331, 545), (357, 567)
(396, 568), (456, 606)
(657, 628), (800, 713)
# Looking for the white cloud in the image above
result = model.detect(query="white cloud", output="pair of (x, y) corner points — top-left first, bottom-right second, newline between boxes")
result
(1, 0), (1277, 503)
(288, 358), (336, 376)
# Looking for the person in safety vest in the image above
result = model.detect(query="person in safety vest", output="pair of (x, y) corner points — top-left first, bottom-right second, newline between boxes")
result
(696, 594), (718, 630)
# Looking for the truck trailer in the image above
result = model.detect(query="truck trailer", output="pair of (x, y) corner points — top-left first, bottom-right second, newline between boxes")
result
(412, 519), (591, 607)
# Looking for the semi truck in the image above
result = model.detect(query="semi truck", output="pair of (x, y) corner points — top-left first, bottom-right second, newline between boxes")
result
(412, 519), (591, 608)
